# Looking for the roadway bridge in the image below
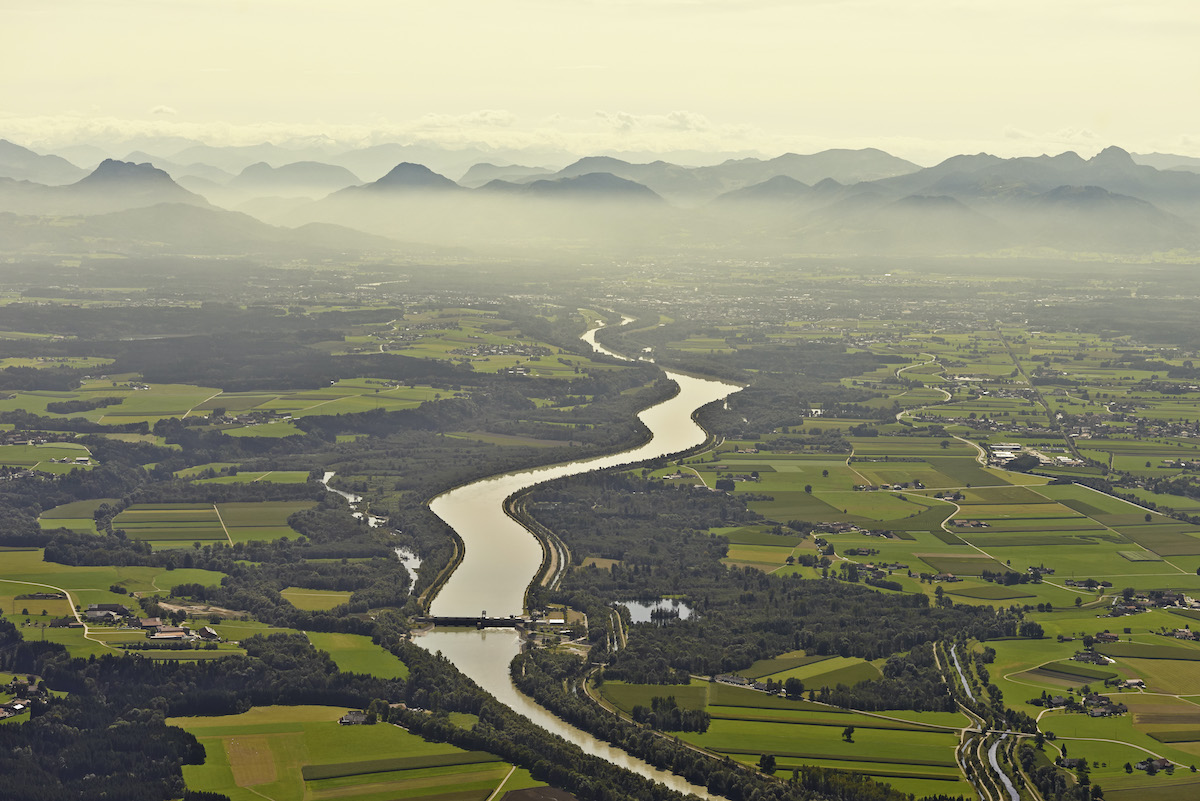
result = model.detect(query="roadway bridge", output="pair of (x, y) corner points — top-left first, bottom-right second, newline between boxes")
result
(413, 615), (530, 629)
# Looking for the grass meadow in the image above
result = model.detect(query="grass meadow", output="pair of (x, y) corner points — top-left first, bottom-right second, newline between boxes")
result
(168, 705), (541, 801)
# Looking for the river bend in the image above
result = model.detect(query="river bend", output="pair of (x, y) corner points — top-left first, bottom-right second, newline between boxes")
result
(418, 323), (739, 798)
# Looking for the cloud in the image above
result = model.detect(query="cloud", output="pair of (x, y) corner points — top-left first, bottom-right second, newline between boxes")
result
(666, 111), (710, 132)
(595, 111), (638, 133)
(150, 105), (178, 116)
(411, 110), (516, 130)
(594, 110), (714, 135)
(1003, 125), (1035, 141)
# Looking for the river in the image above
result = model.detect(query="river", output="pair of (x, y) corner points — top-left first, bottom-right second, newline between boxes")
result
(417, 321), (739, 798)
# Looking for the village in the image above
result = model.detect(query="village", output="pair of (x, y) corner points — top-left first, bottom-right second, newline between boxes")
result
(46, 603), (223, 645)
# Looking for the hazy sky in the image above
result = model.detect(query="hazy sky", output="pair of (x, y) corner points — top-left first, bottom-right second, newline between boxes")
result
(6, 0), (1200, 163)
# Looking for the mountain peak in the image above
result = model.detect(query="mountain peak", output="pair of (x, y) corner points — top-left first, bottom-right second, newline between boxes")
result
(1090, 146), (1135, 168)
(523, 172), (662, 201)
(369, 162), (459, 191)
(77, 159), (178, 187)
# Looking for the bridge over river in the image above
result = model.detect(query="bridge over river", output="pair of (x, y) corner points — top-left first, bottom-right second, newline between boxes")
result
(412, 615), (530, 629)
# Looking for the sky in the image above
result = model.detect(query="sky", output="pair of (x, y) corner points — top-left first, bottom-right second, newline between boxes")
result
(5, 0), (1200, 165)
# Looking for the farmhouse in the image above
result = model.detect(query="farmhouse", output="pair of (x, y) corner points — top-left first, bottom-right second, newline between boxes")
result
(87, 603), (132, 616)
(339, 710), (369, 725)
(715, 674), (751, 686)
(0, 700), (30, 720)
(148, 626), (188, 640)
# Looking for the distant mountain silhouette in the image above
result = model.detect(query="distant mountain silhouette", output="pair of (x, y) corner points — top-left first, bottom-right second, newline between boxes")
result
(0, 140), (86, 185)
(353, 162), (461, 193)
(136, 146), (1200, 258)
(121, 151), (235, 185)
(498, 172), (663, 201)
(77, 158), (185, 190)
(1133, 152), (1200, 174)
(229, 161), (361, 195)
(459, 163), (554, 188)
(539, 148), (919, 204)
(0, 159), (208, 216)
(715, 175), (813, 203)
(1019, 185), (1196, 251)
(875, 146), (1200, 216)
(169, 142), (334, 174)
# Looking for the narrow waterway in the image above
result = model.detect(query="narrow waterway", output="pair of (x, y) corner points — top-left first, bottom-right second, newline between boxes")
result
(417, 321), (739, 798)
(987, 735), (1019, 801)
(950, 644), (976, 702)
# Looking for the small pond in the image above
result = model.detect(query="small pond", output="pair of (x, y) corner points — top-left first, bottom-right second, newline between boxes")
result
(618, 599), (694, 623)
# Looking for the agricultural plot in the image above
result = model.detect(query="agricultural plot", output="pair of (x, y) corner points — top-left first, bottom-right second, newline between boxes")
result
(678, 714), (966, 798)
(169, 705), (540, 801)
(111, 501), (315, 548)
(0, 441), (94, 472)
(280, 587), (352, 611)
(714, 526), (805, 547)
(599, 678), (971, 798)
(111, 503), (225, 544)
(987, 614), (1200, 787)
(97, 385), (220, 421)
(39, 497), (118, 534)
(196, 470), (311, 484)
(305, 632), (409, 679)
(722, 543), (799, 571)
(221, 421), (304, 438)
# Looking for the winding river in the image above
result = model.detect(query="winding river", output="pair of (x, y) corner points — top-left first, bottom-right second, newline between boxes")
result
(417, 321), (739, 798)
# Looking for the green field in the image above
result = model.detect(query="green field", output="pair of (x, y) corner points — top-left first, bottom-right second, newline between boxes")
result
(169, 705), (541, 801)
(0, 548), (225, 658)
(599, 676), (970, 798)
(38, 497), (118, 534)
(110, 501), (316, 547)
(306, 632), (409, 679)
(280, 587), (352, 611)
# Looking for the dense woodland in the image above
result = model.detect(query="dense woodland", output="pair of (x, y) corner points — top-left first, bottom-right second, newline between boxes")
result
(532, 473), (1031, 687)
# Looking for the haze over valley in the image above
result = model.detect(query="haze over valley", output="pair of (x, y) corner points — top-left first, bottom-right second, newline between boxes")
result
(4, 138), (1200, 257)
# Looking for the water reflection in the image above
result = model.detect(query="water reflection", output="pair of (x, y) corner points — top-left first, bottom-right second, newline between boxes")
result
(618, 599), (694, 624)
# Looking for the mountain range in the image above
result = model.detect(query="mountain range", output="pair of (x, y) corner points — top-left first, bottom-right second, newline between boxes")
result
(1, 141), (1199, 256)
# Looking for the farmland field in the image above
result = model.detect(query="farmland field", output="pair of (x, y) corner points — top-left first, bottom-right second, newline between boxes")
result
(280, 587), (352, 611)
(168, 705), (541, 801)
(38, 497), (117, 534)
(110, 500), (316, 547)
(305, 632), (409, 679)
(598, 677), (970, 798)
